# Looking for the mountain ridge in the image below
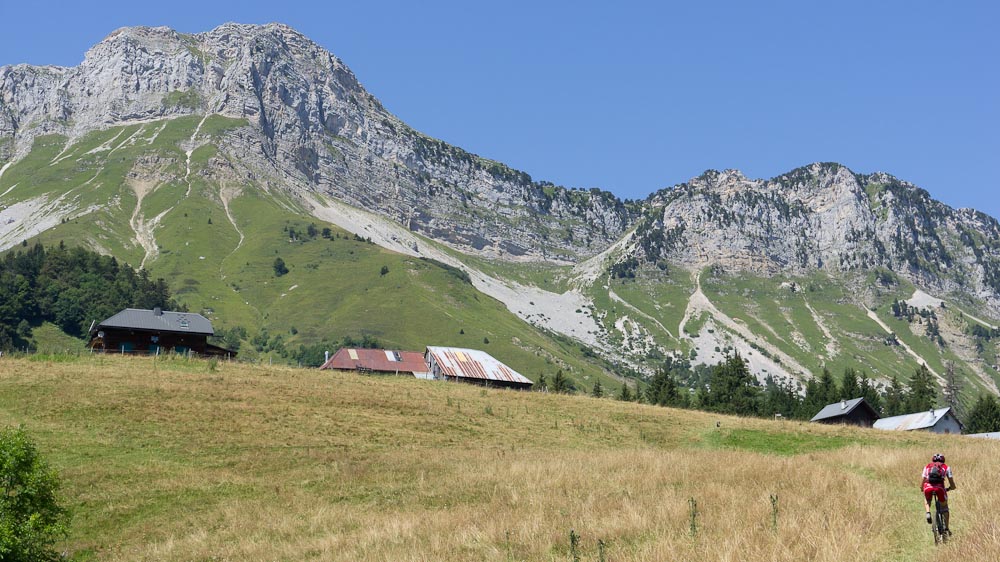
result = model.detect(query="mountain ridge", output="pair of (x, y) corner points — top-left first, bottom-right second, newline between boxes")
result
(3, 23), (1000, 395)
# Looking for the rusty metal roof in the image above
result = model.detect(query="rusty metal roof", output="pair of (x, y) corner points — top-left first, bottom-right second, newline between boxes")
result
(425, 346), (532, 386)
(873, 407), (954, 431)
(319, 348), (429, 375)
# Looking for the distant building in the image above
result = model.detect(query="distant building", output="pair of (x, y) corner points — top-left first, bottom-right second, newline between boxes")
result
(319, 348), (431, 378)
(965, 432), (1000, 440)
(810, 398), (881, 427)
(873, 407), (963, 435)
(88, 308), (233, 357)
(424, 346), (533, 390)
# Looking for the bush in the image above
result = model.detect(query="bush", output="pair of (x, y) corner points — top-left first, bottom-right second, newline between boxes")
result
(273, 257), (289, 277)
(0, 426), (69, 562)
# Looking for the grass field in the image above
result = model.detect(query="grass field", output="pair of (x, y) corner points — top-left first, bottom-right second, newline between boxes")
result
(2, 355), (997, 561)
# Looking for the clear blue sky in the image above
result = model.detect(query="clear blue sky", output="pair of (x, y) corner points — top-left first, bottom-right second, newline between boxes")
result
(2, 1), (997, 217)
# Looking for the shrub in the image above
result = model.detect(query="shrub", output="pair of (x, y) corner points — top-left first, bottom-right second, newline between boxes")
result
(273, 257), (289, 277)
(0, 426), (69, 562)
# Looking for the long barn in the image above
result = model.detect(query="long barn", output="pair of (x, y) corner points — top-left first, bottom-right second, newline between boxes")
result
(319, 348), (431, 378)
(424, 346), (533, 390)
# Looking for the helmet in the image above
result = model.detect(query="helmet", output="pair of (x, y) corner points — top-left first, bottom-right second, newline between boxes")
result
(932, 453), (945, 463)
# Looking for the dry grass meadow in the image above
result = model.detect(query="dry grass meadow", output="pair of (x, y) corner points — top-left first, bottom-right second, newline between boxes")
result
(2, 354), (999, 561)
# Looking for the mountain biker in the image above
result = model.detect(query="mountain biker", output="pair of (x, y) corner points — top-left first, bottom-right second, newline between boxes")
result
(922, 453), (956, 532)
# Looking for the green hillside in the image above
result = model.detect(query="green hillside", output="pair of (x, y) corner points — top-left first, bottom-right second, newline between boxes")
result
(2, 355), (998, 561)
(0, 118), (618, 389)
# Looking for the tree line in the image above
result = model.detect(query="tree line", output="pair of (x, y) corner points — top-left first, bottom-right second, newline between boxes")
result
(0, 242), (180, 351)
(542, 353), (1000, 432)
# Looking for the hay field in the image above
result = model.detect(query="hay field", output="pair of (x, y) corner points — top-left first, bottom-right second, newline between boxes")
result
(1, 355), (998, 561)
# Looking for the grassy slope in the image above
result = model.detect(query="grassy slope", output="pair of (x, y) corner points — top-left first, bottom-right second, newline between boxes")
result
(1, 118), (617, 389)
(699, 271), (971, 383)
(2, 355), (997, 561)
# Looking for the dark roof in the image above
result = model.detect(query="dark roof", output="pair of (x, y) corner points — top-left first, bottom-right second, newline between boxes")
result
(96, 308), (213, 335)
(811, 397), (879, 422)
(319, 348), (429, 374)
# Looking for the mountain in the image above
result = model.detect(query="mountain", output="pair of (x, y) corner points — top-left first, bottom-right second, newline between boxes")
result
(2, 23), (999, 403)
(0, 23), (635, 262)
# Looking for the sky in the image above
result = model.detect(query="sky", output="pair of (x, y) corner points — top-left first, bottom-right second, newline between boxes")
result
(1, 0), (997, 217)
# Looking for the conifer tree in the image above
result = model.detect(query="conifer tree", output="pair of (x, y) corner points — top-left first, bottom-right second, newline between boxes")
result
(858, 373), (884, 416)
(591, 380), (604, 398)
(840, 367), (861, 400)
(536, 373), (548, 392)
(964, 394), (1000, 434)
(942, 362), (964, 418)
(552, 369), (572, 394)
(906, 364), (937, 412)
(816, 368), (838, 405)
(617, 382), (633, 402)
(883, 375), (907, 416)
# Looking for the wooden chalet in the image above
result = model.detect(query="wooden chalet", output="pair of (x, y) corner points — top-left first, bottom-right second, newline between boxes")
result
(810, 397), (881, 427)
(88, 308), (233, 357)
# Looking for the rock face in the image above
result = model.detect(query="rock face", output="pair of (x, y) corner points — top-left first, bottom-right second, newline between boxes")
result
(2, 23), (999, 315)
(0, 23), (635, 262)
(631, 163), (1000, 311)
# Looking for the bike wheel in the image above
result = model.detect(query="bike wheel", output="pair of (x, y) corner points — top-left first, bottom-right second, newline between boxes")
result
(934, 498), (947, 545)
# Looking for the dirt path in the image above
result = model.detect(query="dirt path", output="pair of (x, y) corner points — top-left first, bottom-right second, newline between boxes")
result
(0, 162), (11, 185)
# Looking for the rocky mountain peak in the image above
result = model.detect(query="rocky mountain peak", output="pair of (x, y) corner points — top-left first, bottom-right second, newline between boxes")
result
(0, 23), (636, 261)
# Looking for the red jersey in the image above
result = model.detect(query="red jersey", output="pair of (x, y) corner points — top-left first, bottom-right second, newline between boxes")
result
(922, 462), (952, 485)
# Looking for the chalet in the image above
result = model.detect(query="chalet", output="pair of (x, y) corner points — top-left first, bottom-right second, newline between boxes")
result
(88, 308), (233, 357)
(810, 398), (881, 427)
(424, 346), (533, 390)
(873, 407), (963, 435)
(319, 348), (431, 378)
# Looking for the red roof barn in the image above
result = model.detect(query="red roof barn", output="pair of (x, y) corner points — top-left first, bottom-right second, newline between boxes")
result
(319, 348), (431, 377)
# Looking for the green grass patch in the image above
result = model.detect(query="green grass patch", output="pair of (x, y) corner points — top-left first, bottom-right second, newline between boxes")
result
(162, 89), (201, 110)
(704, 427), (861, 456)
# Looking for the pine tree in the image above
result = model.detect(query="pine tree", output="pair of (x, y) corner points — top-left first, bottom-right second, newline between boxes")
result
(536, 373), (548, 392)
(883, 375), (906, 416)
(617, 382), (633, 402)
(858, 373), (883, 416)
(591, 380), (604, 398)
(817, 368), (838, 405)
(906, 364), (938, 412)
(942, 362), (964, 418)
(552, 369), (572, 394)
(705, 353), (760, 416)
(964, 394), (1000, 433)
(840, 367), (861, 400)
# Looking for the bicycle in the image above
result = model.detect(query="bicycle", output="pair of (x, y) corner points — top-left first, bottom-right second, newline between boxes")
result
(931, 488), (953, 545)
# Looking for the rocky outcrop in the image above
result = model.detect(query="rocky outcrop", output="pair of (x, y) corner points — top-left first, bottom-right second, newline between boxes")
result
(2, 23), (999, 312)
(632, 163), (1000, 312)
(0, 23), (635, 261)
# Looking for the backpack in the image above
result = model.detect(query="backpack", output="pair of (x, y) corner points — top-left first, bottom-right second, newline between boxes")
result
(928, 462), (945, 484)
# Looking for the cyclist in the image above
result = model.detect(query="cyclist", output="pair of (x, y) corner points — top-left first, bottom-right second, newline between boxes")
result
(922, 453), (956, 532)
